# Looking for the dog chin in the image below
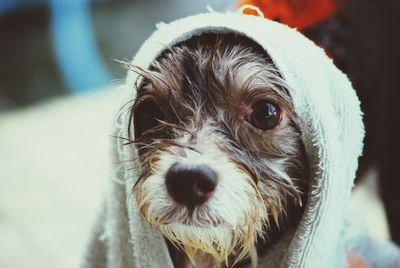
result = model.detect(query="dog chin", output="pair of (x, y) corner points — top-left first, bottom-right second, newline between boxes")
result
(158, 212), (263, 265)
(159, 221), (238, 261)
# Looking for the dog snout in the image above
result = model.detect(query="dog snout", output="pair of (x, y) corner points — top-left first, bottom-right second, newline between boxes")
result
(166, 162), (218, 208)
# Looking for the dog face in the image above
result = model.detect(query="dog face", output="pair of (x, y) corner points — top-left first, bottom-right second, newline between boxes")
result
(128, 33), (308, 266)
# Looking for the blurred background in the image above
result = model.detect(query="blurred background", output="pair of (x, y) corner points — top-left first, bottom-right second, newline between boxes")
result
(0, 0), (398, 267)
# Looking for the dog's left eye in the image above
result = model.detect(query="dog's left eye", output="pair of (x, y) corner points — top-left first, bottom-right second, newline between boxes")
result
(133, 96), (164, 138)
(249, 101), (281, 130)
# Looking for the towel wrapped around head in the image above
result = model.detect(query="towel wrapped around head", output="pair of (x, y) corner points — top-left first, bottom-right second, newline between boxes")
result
(81, 10), (400, 268)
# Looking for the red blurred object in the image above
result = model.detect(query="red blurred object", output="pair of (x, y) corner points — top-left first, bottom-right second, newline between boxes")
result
(237, 0), (338, 29)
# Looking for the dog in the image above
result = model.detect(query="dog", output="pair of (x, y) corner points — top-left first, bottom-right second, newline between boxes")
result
(127, 33), (309, 268)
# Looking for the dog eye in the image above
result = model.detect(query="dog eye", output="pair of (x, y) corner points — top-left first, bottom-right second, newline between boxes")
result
(249, 101), (281, 130)
(133, 97), (164, 137)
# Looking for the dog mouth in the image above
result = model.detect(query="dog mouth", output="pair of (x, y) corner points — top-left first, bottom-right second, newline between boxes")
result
(161, 219), (224, 228)
(155, 208), (225, 227)
(180, 216), (224, 227)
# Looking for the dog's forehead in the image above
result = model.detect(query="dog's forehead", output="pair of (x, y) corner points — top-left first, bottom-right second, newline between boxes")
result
(137, 63), (282, 104)
(133, 32), (292, 122)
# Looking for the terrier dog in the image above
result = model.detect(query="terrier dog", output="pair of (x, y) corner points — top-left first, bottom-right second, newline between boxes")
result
(127, 33), (309, 268)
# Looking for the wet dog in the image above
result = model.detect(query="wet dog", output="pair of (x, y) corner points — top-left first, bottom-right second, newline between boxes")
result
(127, 33), (309, 268)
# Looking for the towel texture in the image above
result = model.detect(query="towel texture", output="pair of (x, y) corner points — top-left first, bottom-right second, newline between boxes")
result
(81, 11), (399, 268)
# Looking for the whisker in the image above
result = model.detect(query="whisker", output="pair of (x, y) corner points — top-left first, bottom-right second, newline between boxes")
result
(156, 119), (192, 134)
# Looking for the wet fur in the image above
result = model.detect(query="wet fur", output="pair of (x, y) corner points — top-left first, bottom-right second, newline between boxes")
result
(126, 33), (309, 267)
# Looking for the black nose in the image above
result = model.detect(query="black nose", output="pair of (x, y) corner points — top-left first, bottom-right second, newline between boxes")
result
(165, 162), (218, 209)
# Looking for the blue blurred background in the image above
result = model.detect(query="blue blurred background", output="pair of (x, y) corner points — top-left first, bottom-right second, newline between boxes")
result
(0, 0), (231, 109)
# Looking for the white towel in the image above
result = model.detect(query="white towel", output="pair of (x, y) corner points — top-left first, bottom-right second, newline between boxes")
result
(81, 11), (399, 268)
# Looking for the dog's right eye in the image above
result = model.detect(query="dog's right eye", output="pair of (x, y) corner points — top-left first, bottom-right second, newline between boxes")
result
(249, 100), (281, 130)
(133, 96), (164, 138)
